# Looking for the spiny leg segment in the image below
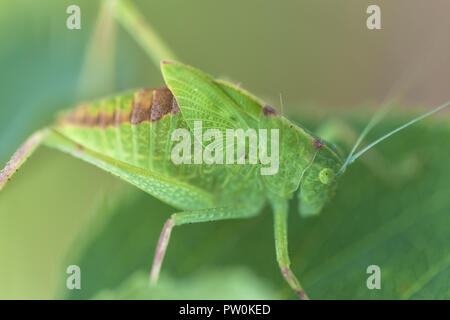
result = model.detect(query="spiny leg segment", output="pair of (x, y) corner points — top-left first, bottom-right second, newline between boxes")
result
(150, 204), (261, 285)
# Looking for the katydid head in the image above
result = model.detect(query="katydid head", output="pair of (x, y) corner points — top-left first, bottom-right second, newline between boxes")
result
(297, 100), (450, 218)
(297, 140), (341, 218)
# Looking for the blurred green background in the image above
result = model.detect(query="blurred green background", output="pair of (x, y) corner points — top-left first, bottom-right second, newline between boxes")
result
(0, 0), (449, 299)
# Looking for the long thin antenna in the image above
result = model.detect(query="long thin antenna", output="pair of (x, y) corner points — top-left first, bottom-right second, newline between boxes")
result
(107, 0), (178, 68)
(338, 100), (450, 176)
(337, 103), (392, 176)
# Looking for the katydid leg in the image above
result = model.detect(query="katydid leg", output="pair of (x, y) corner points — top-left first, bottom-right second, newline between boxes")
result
(0, 129), (49, 191)
(150, 204), (261, 285)
(270, 196), (309, 300)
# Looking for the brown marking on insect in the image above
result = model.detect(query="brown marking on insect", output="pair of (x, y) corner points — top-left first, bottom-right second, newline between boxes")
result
(98, 111), (114, 128)
(76, 143), (85, 152)
(171, 97), (180, 115)
(67, 110), (79, 125)
(59, 87), (177, 128)
(262, 104), (279, 117)
(314, 138), (323, 150)
(85, 108), (99, 127)
(150, 88), (174, 122)
(131, 89), (152, 125)
(281, 266), (309, 300)
(59, 103), (96, 127)
(67, 105), (83, 125)
(76, 107), (87, 125)
(113, 108), (130, 127)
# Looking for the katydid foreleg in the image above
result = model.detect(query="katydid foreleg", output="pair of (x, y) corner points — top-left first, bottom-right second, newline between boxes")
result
(269, 195), (309, 300)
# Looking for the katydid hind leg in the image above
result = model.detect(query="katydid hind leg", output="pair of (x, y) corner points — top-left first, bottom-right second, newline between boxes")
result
(270, 195), (309, 300)
(150, 204), (261, 285)
(0, 129), (50, 191)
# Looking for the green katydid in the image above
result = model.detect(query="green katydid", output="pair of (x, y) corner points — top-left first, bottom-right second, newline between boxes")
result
(1, 0), (449, 299)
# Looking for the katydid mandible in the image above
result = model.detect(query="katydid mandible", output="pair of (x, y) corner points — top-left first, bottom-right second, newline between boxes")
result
(1, 0), (449, 299)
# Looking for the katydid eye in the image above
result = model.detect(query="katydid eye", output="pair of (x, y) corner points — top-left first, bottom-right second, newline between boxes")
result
(319, 168), (334, 185)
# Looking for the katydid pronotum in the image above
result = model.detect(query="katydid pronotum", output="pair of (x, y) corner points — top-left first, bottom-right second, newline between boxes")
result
(0, 0), (449, 299)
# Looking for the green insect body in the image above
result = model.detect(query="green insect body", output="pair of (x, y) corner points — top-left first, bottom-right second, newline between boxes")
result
(0, 61), (344, 299)
(50, 61), (343, 219)
(1, 59), (448, 299)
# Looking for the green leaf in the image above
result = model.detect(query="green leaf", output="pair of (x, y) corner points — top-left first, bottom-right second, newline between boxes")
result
(93, 268), (278, 300)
